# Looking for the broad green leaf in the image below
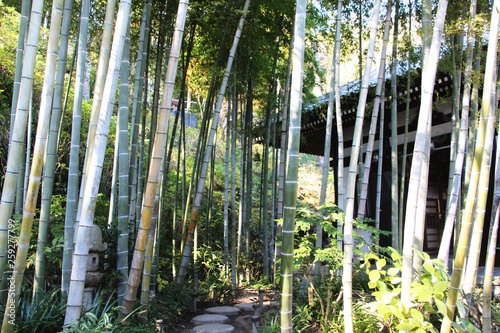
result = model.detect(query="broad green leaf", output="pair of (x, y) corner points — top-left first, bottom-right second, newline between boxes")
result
(391, 277), (402, 285)
(387, 267), (400, 276)
(434, 299), (447, 316)
(411, 283), (432, 302)
(369, 269), (381, 283)
(381, 290), (395, 304)
(388, 305), (405, 320)
(391, 248), (402, 261)
(423, 260), (435, 275)
(376, 258), (387, 270)
(433, 281), (448, 295)
(410, 308), (424, 322)
(451, 322), (467, 333)
(396, 322), (416, 331)
(376, 302), (390, 316)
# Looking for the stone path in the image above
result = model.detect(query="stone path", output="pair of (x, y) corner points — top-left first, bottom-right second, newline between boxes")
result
(168, 289), (279, 332)
(189, 305), (244, 332)
(182, 299), (278, 333)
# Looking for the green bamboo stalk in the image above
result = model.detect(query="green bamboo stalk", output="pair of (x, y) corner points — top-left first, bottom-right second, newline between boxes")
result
(409, 0), (434, 264)
(237, 92), (246, 274)
(0, 0), (43, 301)
(128, 0), (151, 234)
(177, 0), (251, 285)
(274, 26), (293, 281)
(333, 0), (344, 251)
(120, 0), (190, 317)
(398, 0), (411, 251)
(343, 2), (381, 331)
(401, 0), (449, 305)
(230, 87), (238, 288)
(9, 0), (31, 141)
(280, 1), (306, 331)
(376, 86), (385, 228)
(438, 0), (476, 265)
(135, 14), (152, 238)
(1, 1), (63, 330)
(140, 197), (158, 306)
(224, 103), (230, 276)
(262, 35), (281, 279)
(318, 0), (340, 255)
(65, 0), (132, 324)
(61, 0), (90, 296)
(116, 27), (131, 306)
(12, 0), (32, 218)
(150, 16), (167, 289)
(390, 0), (399, 250)
(358, 0), (392, 219)
(440, 2), (498, 331)
(483, 114), (500, 333)
(33, 0), (74, 302)
(244, 83), (253, 268)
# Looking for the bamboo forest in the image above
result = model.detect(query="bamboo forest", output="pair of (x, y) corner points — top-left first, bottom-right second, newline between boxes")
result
(0, 0), (499, 332)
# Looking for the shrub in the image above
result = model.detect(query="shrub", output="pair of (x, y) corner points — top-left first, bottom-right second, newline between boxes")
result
(361, 248), (449, 332)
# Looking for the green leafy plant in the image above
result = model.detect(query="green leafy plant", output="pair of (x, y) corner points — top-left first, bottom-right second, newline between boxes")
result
(293, 303), (316, 332)
(13, 287), (65, 332)
(152, 282), (195, 330)
(259, 310), (280, 333)
(288, 203), (380, 332)
(361, 248), (449, 333)
(61, 289), (153, 333)
(61, 289), (117, 333)
(197, 246), (236, 304)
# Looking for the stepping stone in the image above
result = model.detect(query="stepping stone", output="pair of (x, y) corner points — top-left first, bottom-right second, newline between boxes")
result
(190, 323), (235, 333)
(234, 301), (279, 312)
(191, 314), (230, 325)
(205, 306), (241, 316)
(234, 302), (257, 311)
